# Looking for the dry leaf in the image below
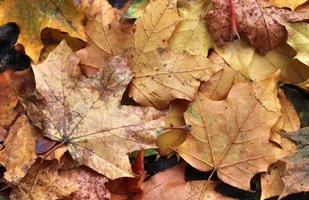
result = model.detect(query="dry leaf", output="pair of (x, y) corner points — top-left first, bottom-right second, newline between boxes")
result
(260, 162), (285, 200)
(168, 0), (213, 56)
(205, 0), (309, 53)
(283, 22), (309, 66)
(76, 0), (131, 70)
(280, 127), (309, 198)
(143, 163), (236, 200)
(0, 115), (39, 184)
(263, 0), (307, 11)
(157, 100), (188, 155)
(215, 40), (309, 84)
(22, 41), (165, 180)
(0, 0), (86, 63)
(175, 72), (281, 190)
(201, 51), (245, 101)
(129, 49), (222, 109)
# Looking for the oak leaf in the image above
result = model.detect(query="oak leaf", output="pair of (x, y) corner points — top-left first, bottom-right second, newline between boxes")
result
(143, 163), (236, 200)
(205, 0), (309, 53)
(168, 0), (213, 57)
(175, 72), (282, 190)
(22, 41), (165, 180)
(0, 0), (86, 63)
(0, 115), (39, 184)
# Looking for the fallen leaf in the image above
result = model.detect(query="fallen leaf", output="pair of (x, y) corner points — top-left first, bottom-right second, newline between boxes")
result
(76, 0), (132, 71)
(124, 0), (150, 19)
(263, 0), (307, 11)
(175, 72), (281, 190)
(205, 0), (309, 53)
(201, 51), (245, 101)
(215, 40), (309, 84)
(260, 162), (285, 200)
(129, 49), (222, 109)
(0, 115), (39, 184)
(143, 163), (236, 200)
(280, 127), (309, 198)
(157, 100), (188, 155)
(168, 0), (213, 56)
(283, 22), (309, 66)
(278, 89), (300, 133)
(0, 0), (86, 63)
(22, 40), (165, 180)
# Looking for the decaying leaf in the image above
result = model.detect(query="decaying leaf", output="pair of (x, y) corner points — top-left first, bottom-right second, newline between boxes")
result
(175, 72), (281, 190)
(76, 0), (131, 71)
(205, 0), (309, 53)
(0, 115), (39, 184)
(215, 40), (309, 84)
(143, 163), (236, 200)
(283, 22), (309, 66)
(0, 0), (86, 63)
(22, 41), (165, 180)
(280, 127), (309, 198)
(168, 0), (213, 57)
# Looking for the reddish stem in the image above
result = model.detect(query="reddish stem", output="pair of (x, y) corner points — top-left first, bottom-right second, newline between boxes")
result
(229, 0), (240, 40)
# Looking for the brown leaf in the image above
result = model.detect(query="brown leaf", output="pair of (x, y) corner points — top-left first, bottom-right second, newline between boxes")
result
(205, 0), (309, 53)
(175, 72), (281, 190)
(0, 115), (39, 184)
(143, 163), (236, 200)
(280, 127), (309, 198)
(22, 40), (165, 180)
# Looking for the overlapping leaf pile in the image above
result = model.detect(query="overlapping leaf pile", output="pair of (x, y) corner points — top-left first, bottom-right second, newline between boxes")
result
(0, 0), (309, 199)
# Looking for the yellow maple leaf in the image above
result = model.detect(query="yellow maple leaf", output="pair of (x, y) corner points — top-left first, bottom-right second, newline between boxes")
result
(215, 40), (309, 84)
(175, 72), (282, 190)
(169, 0), (213, 56)
(0, 0), (86, 63)
(265, 0), (307, 11)
(22, 41), (165, 180)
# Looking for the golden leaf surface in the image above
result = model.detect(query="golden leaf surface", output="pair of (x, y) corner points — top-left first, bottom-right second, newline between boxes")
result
(215, 40), (309, 84)
(22, 41), (165, 180)
(76, 0), (131, 70)
(265, 0), (307, 11)
(168, 0), (213, 56)
(284, 22), (309, 66)
(0, 115), (39, 184)
(0, 0), (86, 63)
(175, 73), (282, 190)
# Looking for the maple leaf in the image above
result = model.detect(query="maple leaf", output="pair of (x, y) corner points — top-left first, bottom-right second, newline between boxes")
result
(283, 22), (309, 66)
(10, 155), (111, 200)
(280, 127), (309, 198)
(143, 163), (236, 200)
(215, 40), (309, 84)
(205, 0), (309, 53)
(175, 72), (282, 190)
(22, 41), (165, 180)
(0, 115), (39, 184)
(76, 0), (132, 71)
(168, 0), (213, 57)
(263, 0), (307, 11)
(0, 0), (86, 63)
